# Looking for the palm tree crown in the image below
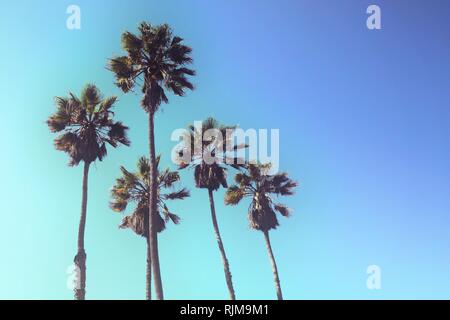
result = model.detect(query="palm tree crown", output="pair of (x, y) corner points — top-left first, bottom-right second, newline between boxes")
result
(110, 155), (190, 237)
(47, 84), (130, 166)
(175, 117), (246, 191)
(225, 163), (298, 231)
(109, 22), (195, 112)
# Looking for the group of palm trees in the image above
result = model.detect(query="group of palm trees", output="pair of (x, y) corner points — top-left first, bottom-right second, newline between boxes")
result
(47, 21), (297, 300)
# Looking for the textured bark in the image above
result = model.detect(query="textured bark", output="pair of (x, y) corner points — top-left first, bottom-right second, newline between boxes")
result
(74, 162), (90, 300)
(208, 188), (236, 300)
(146, 240), (152, 300)
(148, 112), (164, 300)
(263, 230), (283, 300)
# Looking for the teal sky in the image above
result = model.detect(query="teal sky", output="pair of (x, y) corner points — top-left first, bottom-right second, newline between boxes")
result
(1, 0), (450, 299)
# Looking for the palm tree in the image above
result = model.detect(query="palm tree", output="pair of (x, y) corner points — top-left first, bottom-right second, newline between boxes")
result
(47, 84), (130, 300)
(224, 163), (297, 300)
(110, 155), (189, 299)
(174, 117), (247, 300)
(108, 22), (194, 300)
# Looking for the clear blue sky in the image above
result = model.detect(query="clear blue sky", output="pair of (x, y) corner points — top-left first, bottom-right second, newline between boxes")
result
(1, 0), (450, 299)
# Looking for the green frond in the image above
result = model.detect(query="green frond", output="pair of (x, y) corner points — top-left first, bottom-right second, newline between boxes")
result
(108, 56), (134, 77)
(270, 173), (298, 195)
(53, 132), (81, 166)
(165, 76), (194, 96)
(248, 164), (262, 180)
(203, 117), (220, 131)
(171, 36), (183, 45)
(224, 185), (245, 205)
(47, 96), (80, 132)
(271, 172), (289, 186)
(164, 188), (190, 200)
(97, 142), (108, 161)
(109, 199), (128, 212)
(278, 180), (298, 195)
(173, 67), (196, 77)
(110, 178), (131, 203)
(108, 57), (136, 93)
(108, 121), (131, 147)
(81, 84), (102, 110)
(100, 96), (118, 112)
(137, 156), (150, 178)
(168, 213), (181, 225)
(138, 21), (152, 37)
(274, 203), (291, 217)
(121, 31), (143, 57)
(162, 204), (181, 225)
(159, 169), (180, 188)
(235, 172), (251, 187)
(167, 42), (193, 64)
(55, 96), (69, 109)
(120, 166), (138, 186)
(116, 78), (135, 93)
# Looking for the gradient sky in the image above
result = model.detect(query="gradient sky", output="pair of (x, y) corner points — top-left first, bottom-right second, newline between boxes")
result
(1, 0), (450, 299)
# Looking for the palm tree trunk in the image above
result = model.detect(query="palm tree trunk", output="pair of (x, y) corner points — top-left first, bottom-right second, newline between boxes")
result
(208, 188), (236, 300)
(263, 230), (283, 300)
(74, 161), (90, 300)
(148, 111), (164, 300)
(146, 240), (152, 300)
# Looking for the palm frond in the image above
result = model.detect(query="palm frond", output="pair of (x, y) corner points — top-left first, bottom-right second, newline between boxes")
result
(137, 156), (150, 178)
(81, 84), (102, 110)
(224, 185), (245, 205)
(100, 96), (118, 112)
(163, 188), (190, 200)
(159, 169), (180, 188)
(274, 203), (291, 217)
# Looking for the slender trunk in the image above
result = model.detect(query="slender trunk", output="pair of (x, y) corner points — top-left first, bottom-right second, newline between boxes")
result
(263, 230), (283, 300)
(208, 188), (236, 300)
(74, 162), (90, 300)
(148, 111), (164, 300)
(146, 239), (151, 300)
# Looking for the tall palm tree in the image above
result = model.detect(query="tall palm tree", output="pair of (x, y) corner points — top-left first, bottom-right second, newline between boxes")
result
(175, 117), (246, 300)
(47, 84), (130, 300)
(110, 155), (189, 299)
(108, 22), (194, 300)
(224, 163), (297, 300)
